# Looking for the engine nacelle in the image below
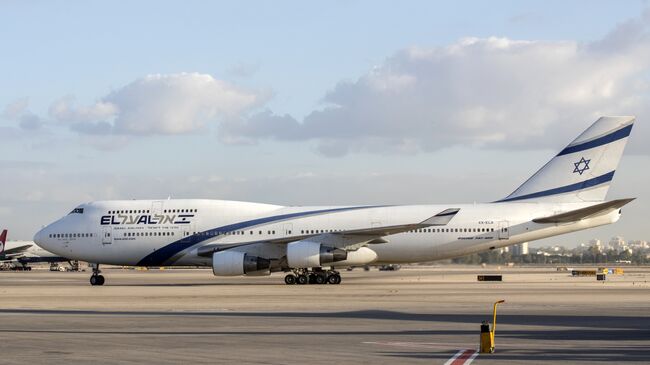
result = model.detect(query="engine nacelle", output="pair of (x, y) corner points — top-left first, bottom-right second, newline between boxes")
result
(286, 241), (347, 268)
(212, 250), (270, 276)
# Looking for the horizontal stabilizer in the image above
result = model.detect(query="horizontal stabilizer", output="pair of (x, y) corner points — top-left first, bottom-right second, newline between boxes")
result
(533, 198), (635, 224)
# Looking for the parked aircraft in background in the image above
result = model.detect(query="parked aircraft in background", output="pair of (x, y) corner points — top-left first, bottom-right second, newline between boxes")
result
(34, 116), (635, 286)
(0, 229), (72, 270)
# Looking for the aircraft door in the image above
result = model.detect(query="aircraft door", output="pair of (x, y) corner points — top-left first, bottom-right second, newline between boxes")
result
(181, 224), (196, 243)
(151, 200), (163, 216)
(101, 227), (113, 245)
(497, 221), (509, 240)
(283, 223), (293, 237)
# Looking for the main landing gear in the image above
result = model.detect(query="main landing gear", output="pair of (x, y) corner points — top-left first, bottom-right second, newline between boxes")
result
(89, 263), (105, 286)
(284, 268), (342, 285)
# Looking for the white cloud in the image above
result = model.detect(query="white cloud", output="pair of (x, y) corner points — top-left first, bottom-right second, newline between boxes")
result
(3, 97), (30, 120)
(221, 12), (650, 156)
(49, 96), (118, 124)
(22, 12), (650, 156)
(50, 72), (268, 136)
(3, 98), (45, 131)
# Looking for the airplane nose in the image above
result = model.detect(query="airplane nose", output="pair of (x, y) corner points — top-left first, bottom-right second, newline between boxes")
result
(33, 228), (45, 246)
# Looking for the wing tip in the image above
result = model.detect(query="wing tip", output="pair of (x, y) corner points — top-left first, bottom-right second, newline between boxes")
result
(421, 208), (461, 225)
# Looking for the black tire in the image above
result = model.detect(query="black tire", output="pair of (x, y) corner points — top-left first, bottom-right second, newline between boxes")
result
(284, 274), (296, 285)
(315, 274), (326, 284)
(308, 274), (316, 284)
(90, 275), (98, 286)
(97, 275), (105, 285)
(297, 275), (308, 285)
(332, 274), (341, 285)
(327, 274), (338, 285)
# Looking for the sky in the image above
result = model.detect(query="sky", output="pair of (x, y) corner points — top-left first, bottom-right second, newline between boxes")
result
(1, 1), (649, 248)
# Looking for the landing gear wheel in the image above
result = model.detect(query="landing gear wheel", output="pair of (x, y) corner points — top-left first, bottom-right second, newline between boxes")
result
(284, 274), (296, 285)
(296, 275), (308, 285)
(308, 274), (317, 284)
(315, 274), (326, 285)
(327, 273), (341, 285)
(89, 263), (104, 286)
(90, 275), (105, 286)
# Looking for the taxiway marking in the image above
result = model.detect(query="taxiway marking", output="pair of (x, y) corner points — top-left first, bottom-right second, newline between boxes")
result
(444, 349), (478, 365)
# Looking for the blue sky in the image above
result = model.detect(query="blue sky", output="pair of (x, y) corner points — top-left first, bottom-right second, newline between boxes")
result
(1, 1), (649, 247)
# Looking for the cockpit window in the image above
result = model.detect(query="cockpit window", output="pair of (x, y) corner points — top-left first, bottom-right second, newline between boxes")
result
(69, 208), (84, 214)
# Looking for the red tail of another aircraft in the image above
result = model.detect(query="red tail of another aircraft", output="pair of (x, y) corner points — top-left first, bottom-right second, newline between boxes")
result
(0, 229), (6, 253)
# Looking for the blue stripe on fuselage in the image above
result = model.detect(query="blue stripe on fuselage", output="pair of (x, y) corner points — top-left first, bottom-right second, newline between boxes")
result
(136, 205), (385, 266)
(498, 171), (615, 202)
(557, 124), (633, 156)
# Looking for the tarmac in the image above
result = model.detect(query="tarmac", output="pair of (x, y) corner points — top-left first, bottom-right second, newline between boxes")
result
(0, 266), (649, 364)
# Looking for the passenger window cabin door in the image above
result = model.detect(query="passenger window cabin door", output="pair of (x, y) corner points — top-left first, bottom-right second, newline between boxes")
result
(283, 223), (293, 236)
(101, 227), (113, 245)
(151, 200), (163, 217)
(497, 221), (509, 240)
(181, 223), (196, 243)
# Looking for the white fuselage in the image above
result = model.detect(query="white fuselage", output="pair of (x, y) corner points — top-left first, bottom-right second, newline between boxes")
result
(34, 198), (620, 268)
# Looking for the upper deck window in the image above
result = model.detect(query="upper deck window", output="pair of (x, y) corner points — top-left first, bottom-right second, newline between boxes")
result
(69, 208), (84, 214)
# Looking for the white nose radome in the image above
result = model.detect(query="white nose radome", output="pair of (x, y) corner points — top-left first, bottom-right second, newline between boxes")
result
(33, 228), (45, 246)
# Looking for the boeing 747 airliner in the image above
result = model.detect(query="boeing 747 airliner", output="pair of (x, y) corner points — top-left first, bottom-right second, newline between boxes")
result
(34, 116), (635, 285)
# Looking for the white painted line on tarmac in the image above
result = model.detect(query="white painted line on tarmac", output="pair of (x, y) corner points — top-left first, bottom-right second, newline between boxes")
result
(443, 349), (478, 365)
(364, 342), (479, 364)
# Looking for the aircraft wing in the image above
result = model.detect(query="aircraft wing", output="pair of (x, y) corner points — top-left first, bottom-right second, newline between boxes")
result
(2, 244), (32, 256)
(198, 208), (460, 256)
(338, 208), (461, 236)
(532, 198), (635, 224)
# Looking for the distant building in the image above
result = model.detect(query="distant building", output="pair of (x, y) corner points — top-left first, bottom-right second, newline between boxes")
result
(588, 239), (603, 253)
(512, 242), (529, 256)
(609, 236), (627, 252)
(628, 240), (648, 250)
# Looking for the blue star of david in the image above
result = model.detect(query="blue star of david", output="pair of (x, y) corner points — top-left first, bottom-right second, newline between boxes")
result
(573, 157), (591, 175)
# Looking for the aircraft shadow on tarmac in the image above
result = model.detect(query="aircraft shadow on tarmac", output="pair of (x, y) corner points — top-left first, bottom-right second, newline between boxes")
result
(1, 309), (648, 332)
(109, 282), (274, 287)
(379, 346), (650, 363)
(1, 309), (648, 362)
(0, 308), (647, 325)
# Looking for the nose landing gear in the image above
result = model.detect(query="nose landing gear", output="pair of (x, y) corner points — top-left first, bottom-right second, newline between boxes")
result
(89, 263), (105, 286)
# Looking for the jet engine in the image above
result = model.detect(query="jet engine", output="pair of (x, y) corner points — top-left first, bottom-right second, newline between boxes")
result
(212, 250), (270, 276)
(286, 241), (347, 268)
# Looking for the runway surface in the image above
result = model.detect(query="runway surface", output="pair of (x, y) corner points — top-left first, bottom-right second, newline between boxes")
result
(1, 266), (649, 364)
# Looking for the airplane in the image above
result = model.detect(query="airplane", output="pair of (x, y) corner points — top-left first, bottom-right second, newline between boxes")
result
(33, 116), (635, 286)
(0, 229), (72, 270)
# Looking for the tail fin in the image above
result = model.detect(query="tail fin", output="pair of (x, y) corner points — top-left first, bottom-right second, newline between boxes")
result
(501, 116), (634, 203)
(0, 229), (6, 253)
